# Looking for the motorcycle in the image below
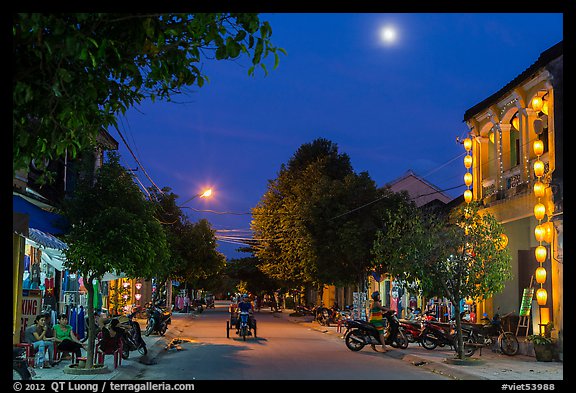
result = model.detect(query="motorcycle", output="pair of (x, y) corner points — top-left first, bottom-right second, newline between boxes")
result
(237, 311), (256, 340)
(398, 317), (425, 345)
(344, 310), (409, 351)
(144, 302), (172, 336)
(13, 347), (34, 380)
(114, 310), (148, 360)
(419, 313), (476, 357)
(460, 310), (519, 356)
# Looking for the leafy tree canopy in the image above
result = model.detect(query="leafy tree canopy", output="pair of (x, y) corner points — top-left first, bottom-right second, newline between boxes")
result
(13, 13), (285, 177)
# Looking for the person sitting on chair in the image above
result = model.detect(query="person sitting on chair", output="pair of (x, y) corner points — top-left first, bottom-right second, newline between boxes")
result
(54, 313), (85, 359)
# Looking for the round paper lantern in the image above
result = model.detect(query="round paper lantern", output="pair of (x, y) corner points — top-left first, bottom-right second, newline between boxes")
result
(464, 155), (473, 169)
(542, 101), (548, 116)
(534, 203), (546, 221)
(535, 245), (547, 263)
(544, 222), (554, 244)
(499, 234), (508, 249)
(463, 138), (472, 152)
(512, 116), (519, 130)
(465, 297), (473, 306)
(534, 160), (544, 177)
(531, 96), (543, 112)
(464, 189), (473, 203)
(464, 172), (473, 187)
(535, 267), (547, 284)
(533, 140), (544, 156)
(536, 288), (548, 306)
(533, 181), (545, 198)
(534, 225), (546, 242)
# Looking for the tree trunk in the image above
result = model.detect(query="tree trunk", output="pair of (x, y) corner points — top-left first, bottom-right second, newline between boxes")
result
(83, 274), (96, 369)
(453, 302), (464, 360)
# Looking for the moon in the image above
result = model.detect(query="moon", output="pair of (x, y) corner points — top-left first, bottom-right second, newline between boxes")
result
(380, 26), (397, 44)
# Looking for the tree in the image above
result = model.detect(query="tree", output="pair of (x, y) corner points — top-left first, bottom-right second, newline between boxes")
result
(372, 201), (512, 359)
(60, 151), (170, 369)
(13, 13), (285, 178)
(251, 138), (383, 298)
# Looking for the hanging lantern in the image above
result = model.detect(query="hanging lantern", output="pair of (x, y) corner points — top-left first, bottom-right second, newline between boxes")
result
(122, 281), (130, 289)
(531, 96), (544, 112)
(533, 160), (545, 177)
(536, 288), (548, 306)
(533, 140), (544, 156)
(499, 233), (508, 249)
(544, 221), (554, 244)
(135, 293), (142, 301)
(534, 225), (546, 242)
(465, 297), (473, 306)
(464, 155), (473, 169)
(464, 189), (473, 203)
(535, 245), (547, 263)
(535, 266), (547, 284)
(463, 138), (472, 152)
(533, 118), (544, 135)
(489, 131), (495, 144)
(542, 101), (549, 116)
(464, 172), (473, 187)
(534, 181), (546, 198)
(534, 203), (546, 221)
(512, 116), (519, 130)
(135, 282), (142, 290)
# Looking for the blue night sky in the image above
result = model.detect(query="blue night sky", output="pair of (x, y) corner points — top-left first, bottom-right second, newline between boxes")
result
(112, 13), (563, 259)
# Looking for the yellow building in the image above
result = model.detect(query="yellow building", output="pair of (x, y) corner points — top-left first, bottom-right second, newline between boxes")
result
(463, 41), (563, 360)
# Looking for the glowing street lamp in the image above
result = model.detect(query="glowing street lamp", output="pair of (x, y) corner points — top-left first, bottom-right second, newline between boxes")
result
(179, 188), (213, 207)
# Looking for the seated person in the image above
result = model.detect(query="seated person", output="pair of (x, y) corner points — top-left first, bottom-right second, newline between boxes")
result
(235, 294), (254, 332)
(98, 318), (122, 354)
(24, 314), (58, 367)
(54, 313), (85, 358)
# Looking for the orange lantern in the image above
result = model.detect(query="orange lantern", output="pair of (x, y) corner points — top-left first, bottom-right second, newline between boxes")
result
(464, 172), (472, 187)
(534, 203), (546, 221)
(499, 234), (508, 249)
(533, 140), (544, 156)
(533, 160), (545, 177)
(512, 116), (519, 130)
(463, 138), (472, 152)
(544, 222), (554, 244)
(464, 155), (473, 169)
(542, 101), (549, 116)
(533, 181), (546, 198)
(535, 266), (547, 284)
(464, 189), (473, 203)
(531, 96), (544, 112)
(535, 245), (547, 263)
(534, 225), (546, 242)
(536, 288), (548, 306)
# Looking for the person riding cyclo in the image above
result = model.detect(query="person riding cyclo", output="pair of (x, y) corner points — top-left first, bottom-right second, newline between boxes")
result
(235, 294), (255, 334)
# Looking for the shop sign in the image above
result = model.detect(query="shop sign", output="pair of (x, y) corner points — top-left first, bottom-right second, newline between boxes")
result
(21, 289), (42, 336)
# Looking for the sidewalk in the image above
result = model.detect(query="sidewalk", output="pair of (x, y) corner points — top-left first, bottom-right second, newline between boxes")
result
(277, 309), (564, 381)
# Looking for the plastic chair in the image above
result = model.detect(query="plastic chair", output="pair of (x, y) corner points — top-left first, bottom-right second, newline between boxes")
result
(94, 332), (122, 369)
(54, 341), (78, 364)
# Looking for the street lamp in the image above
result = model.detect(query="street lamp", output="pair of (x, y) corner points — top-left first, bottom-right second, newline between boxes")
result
(178, 188), (212, 207)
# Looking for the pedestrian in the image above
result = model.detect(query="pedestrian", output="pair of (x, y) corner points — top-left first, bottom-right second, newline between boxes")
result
(368, 291), (390, 353)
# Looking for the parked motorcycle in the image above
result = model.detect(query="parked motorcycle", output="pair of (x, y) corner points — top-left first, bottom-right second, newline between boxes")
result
(144, 302), (172, 336)
(460, 310), (519, 356)
(420, 315), (476, 357)
(13, 347), (34, 380)
(114, 310), (148, 360)
(398, 317), (425, 345)
(344, 310), (408, 351)
(295, 304), (315, 316)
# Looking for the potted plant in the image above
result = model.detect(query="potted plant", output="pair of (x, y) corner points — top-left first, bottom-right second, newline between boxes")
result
(527, 323), (556, 362)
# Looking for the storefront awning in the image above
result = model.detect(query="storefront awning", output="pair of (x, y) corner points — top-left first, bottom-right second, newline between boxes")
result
(28, 228), (68, 250)
(13, 194), (66, 235)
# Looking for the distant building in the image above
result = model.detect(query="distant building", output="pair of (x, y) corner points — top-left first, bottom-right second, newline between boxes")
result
(385, 170), (452, 207)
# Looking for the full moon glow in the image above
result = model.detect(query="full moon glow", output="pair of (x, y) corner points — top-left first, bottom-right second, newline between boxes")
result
(380, 26), (397, 44)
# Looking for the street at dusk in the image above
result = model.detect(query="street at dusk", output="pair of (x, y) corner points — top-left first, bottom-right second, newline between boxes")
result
(13, 11), (565, 388)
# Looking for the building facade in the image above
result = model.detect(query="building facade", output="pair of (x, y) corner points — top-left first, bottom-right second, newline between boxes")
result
(463, 41), (563, 359)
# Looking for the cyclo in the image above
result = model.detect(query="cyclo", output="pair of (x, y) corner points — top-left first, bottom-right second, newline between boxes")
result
(226, 298), (257, 340)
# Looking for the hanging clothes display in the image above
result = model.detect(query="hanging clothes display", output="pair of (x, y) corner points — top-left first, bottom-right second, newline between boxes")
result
(69, 306), (77, 335)
(76, 306), (85, 339)
(43, 276), (57, 312)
